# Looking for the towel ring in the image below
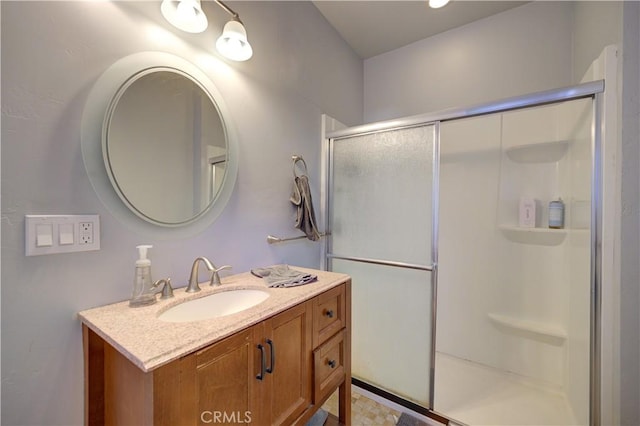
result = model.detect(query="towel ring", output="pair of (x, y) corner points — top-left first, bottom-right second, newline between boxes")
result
(292, 155), (308, 178)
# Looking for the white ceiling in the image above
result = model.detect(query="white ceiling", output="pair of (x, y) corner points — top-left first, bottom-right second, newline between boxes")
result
(312, 1), (528, 59)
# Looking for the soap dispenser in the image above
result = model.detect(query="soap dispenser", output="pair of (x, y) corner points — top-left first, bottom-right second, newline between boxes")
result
(130, 245), (157, 307)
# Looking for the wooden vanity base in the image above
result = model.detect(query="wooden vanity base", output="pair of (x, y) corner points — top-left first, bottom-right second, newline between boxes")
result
(83, 281), (351, 426)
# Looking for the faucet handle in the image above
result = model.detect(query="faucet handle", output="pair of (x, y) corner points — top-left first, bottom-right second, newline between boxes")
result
(210, 265), (232, 286)
(155, 278), (174, 299)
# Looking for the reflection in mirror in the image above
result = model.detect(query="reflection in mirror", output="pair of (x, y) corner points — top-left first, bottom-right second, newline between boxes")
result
(105, 69), (226, 225)
(82, 51), (238, 238)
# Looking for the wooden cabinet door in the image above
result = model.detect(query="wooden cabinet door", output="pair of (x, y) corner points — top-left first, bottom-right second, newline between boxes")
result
(184, 327), (265, 425)
(263, 301), (313, 425)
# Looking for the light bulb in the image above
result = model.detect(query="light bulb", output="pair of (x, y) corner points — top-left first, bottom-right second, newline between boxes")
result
(227, 38), (242, 51)
(177, 0), (197, 20)
(160, 0), (208, 33)
(429, 0), (450, 8)
(216, 20), (253, 61)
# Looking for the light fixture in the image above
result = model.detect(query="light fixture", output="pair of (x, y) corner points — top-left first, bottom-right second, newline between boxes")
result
(161, 0), (208, 33)
(215, 18), (253, 61)
(429, 0), (450, 9)
(160, 0), (253, 62)
(212, 1), (253, 62)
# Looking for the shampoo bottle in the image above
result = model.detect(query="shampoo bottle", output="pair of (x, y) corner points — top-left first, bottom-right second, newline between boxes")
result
(130, 244), (156, 307)
(548, 198), (565, 229)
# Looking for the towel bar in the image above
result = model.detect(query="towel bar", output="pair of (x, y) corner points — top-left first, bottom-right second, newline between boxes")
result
(267, 233), (328, 244)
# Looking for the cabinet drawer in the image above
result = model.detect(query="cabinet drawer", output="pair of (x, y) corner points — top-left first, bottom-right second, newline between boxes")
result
(313, 284), (346, 347)
(313, 329), (345, 404)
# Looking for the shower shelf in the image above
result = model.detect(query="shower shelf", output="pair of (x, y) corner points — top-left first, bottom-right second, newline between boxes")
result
(488, 313), (567, 346)
(505, 140), (569, 163)
(498, 225), (567, 246)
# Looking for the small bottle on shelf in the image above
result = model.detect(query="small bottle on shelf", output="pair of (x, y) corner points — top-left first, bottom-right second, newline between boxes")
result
(548, 198), (565, 229)
(519, 197), (537, 228)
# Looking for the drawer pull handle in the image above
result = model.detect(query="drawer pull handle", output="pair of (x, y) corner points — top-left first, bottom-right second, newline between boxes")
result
(256, 344), (266, 380)
(325, 309), (334, 318)
(266, 339), (275, 374)
(328, 359), (336, 369)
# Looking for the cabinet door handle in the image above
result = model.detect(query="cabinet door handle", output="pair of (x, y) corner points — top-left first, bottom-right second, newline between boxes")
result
(325, 309), (334, 318)
(328, 359), (336, 369)
(256, 344), (266, 380)
(266, 339), (275, 374)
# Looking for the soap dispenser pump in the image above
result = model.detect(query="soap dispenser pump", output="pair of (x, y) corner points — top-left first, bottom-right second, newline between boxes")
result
(130, 244), (157, 307)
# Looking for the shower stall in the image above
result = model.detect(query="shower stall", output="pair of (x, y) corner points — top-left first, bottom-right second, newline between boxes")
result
(323, 79), (608, 425)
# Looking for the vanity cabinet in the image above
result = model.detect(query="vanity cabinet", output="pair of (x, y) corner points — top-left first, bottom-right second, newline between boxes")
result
(83, 281), (351, 426)
(183, 301), (312, 425)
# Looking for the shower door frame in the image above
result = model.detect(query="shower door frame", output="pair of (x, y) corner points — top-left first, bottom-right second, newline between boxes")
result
(324, 80), (605, 425)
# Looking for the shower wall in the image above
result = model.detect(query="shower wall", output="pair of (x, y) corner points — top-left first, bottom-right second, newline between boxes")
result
(436, 98), (592, 423)
(436, 114), (504, 370)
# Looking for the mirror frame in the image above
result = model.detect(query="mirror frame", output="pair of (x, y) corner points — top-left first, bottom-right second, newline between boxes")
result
(82, 51), (239, 238)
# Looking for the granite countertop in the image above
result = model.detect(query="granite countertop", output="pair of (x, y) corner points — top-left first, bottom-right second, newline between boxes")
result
(78, 267), (349, 373)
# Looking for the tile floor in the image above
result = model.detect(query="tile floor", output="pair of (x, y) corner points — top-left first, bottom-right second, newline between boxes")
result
(322, 387), (402, 425)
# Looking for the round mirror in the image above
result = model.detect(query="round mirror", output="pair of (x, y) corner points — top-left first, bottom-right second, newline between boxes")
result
(105, 69), (226, 225)
(82, 52), (238, 238)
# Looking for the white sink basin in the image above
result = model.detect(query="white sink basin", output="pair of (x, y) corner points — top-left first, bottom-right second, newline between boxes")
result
(158, 289), (270, 323)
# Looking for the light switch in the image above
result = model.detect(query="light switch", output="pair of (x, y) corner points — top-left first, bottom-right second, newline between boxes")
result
(25, 214), (100, 256)
(59, 223), (74, 245)
(36, 224), (53, 247)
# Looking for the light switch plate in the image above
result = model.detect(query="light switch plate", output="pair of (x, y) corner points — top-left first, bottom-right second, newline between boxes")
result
(25, 215), (100, 256)
(35, 224), (54, 247)
(58, 223), (75, 245)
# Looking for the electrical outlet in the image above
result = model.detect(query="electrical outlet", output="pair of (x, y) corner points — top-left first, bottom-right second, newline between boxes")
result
(25, 215), (100, 256)
(79, 222), (94, 245)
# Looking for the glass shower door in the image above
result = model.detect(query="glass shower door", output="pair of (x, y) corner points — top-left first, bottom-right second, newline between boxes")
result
(327, 125), (436, 408)
(434, 98), (594, 425)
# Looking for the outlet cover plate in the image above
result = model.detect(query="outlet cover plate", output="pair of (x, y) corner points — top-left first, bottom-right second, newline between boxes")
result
(25, 215), (100, 256)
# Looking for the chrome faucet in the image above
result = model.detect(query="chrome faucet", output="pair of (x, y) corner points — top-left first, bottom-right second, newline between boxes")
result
(209, 265), (232, 286)
(186, 257), (214, 293)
